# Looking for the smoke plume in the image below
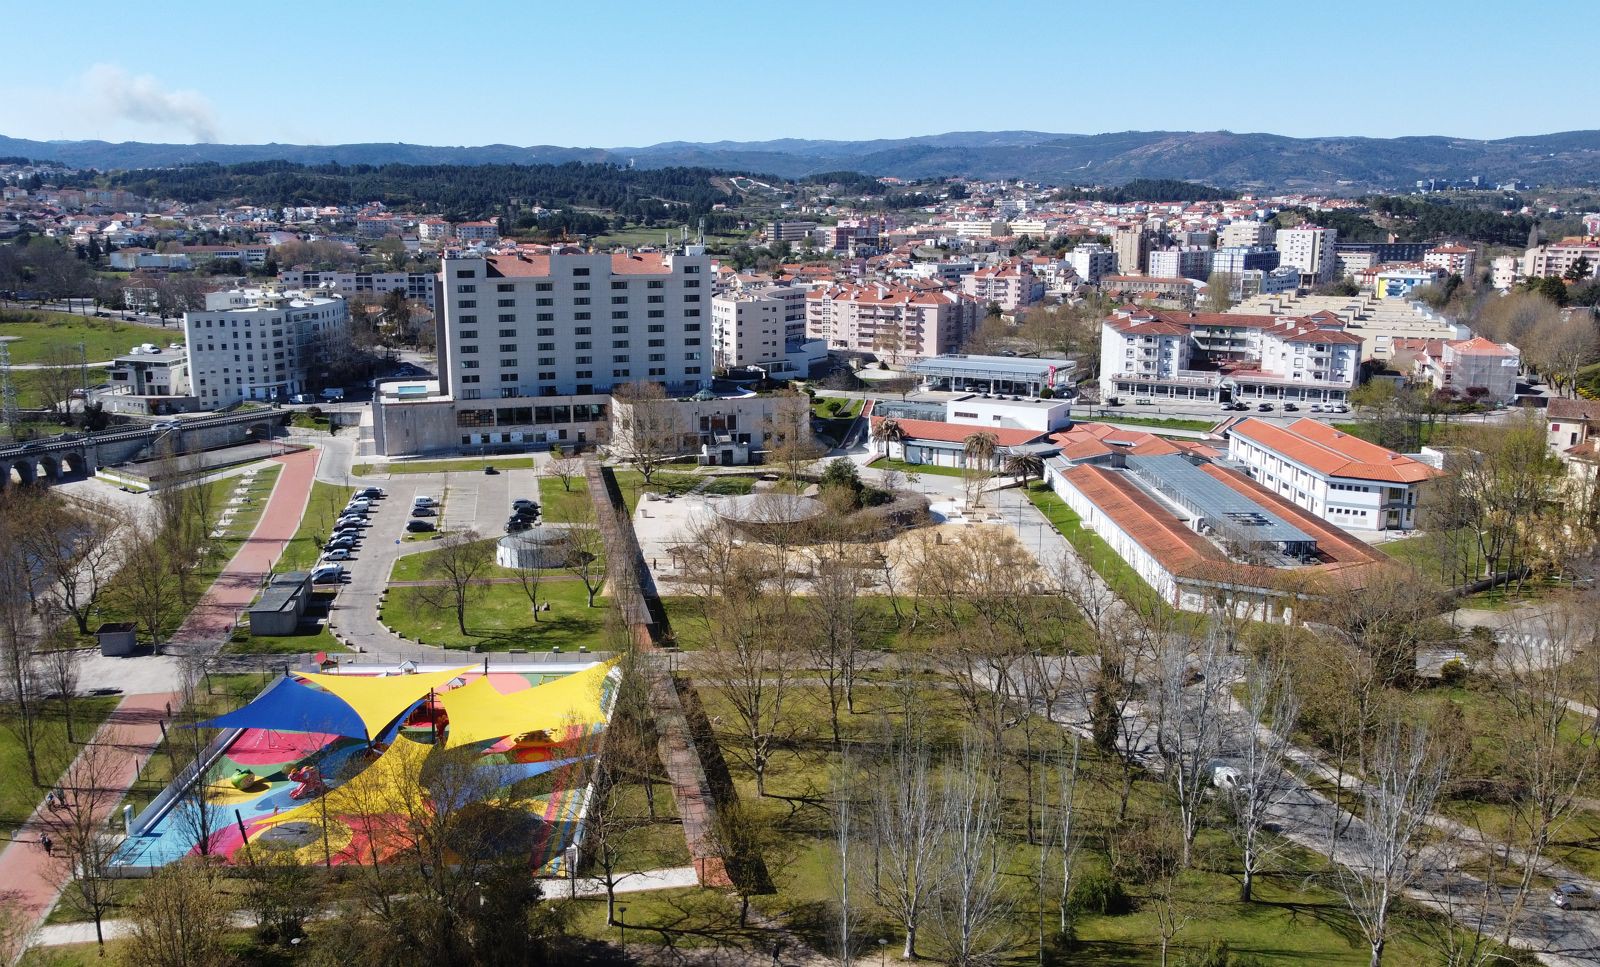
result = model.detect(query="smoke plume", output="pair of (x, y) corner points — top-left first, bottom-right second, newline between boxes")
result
(83, 64), (219, 143)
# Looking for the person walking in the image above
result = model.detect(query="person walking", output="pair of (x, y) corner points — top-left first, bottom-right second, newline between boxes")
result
(39, 834), (53, 856)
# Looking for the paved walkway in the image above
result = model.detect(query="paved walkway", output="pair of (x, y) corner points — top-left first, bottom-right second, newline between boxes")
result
(0, 692), (176, 953)
(167, 447), (321, 652)
(2, 448), (320, 956)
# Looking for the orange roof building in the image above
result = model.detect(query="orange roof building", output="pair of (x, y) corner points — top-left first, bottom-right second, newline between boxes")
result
(1224, 417), (1443, 531)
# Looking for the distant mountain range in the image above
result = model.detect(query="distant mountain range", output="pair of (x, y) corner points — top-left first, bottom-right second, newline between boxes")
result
(5, 129), (1600, 191)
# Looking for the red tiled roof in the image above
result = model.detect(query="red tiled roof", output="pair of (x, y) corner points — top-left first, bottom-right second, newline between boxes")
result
(873, 417), (1045, 448)
(1229, 417), (1443, 484)
(1548, 398), (1600, 422)
(1447, 336), (1517, 357)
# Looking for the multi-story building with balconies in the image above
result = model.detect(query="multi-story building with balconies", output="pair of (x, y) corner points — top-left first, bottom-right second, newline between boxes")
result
(805, 282), (979, 363)
(184, 288), (347, 407)
(1097, 307), (1362, 404)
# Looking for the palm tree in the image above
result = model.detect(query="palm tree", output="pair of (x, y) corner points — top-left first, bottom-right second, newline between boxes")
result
(962, 431), (1000, 510)
(1003, 452), (1044, 485)
(872, 417), (905, 457)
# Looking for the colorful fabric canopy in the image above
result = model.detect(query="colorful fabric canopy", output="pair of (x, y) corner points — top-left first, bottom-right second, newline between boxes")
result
(255, 735), (433, 828)
(193, 677), (368, 738)
(434, 756), (593, 810)
(440, 661), (616, 748)
(295, 666), (474, 740)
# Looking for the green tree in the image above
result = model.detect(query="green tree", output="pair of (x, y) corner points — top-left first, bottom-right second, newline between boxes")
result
(1536, 275), (1570, 306)
(1564, 256), (1592, 283)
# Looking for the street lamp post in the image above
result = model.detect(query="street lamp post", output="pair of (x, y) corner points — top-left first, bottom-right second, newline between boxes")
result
(878, 938), (888, 966)
(618, 905), (628, 952)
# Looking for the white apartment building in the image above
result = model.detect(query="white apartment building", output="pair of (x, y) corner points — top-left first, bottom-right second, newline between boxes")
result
(1067, 244), (1117, 284)
(418, 218), (451, 242)
(1220, 219), (1275, 249)
(277, 269), (437, 309)
(1147, 247), (1214, 281)
(1112, 228), (1148, 275)
(1492, 255), (1520, 290)
(184, 288), (347, 407)
(945, 219), (1010, 239)
(1523, 240), (1600, 281)
(453, 221), (500, 243)
(1275, 227), (1339, 287)
(1226, 417), (1442, 531)
(712, 292), (785, 369)
(438, 248), (713, 402)
(765, 220), (820, 243)
(1211, 246), (1280, 276)
(1415, 336), (1521, 403)
(1423, 244), (1476, 278)
(1098, 307), (1362, 404)
(806, 282), (979, 362)
(961, 262), (1044, 310)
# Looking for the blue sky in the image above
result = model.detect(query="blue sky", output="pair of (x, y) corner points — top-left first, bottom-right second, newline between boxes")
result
(2, 0), (1594, 146)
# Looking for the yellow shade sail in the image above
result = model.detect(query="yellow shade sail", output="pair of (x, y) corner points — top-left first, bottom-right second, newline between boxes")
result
(256, 735), (432, 828)
(441, 660), (616, 748)
(295, 666), (474, 740)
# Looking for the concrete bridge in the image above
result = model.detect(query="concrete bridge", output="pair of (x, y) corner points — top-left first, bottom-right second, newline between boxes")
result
(0, 409), (289, 488)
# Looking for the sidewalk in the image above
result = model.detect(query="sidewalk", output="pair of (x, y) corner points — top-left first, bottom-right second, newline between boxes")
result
(0, 692), (176, 949)
(167, 446), (321, 652)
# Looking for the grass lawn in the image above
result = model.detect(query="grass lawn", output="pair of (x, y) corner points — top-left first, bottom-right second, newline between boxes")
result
(275, 480), (357, 572)
(1087, 413), (1218, 432)
(538, 475), (592, 523)
(288, 411), (331, 431)
(354, 455), (542, 475)
(221, 589), (350, 656)
(1333, 420), (1444, 448)
(8, 367), (110, 412)
(871, 457), (966, 478)
(0, 696), (120, 829)
(811, 396), (864, 445)
(609, 467), (756, 515)
(381, 580), (608, 652)
(1026, 482), (1170, 616)
(0, 309), (169, 363)
(83, 465), (283, 644)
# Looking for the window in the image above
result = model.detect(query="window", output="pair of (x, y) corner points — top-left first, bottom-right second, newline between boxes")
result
(573, 282), (590, 291)
(683, 265), (700, 274)
(461, 374), (480, 384)
(458, 300), (477, 308)
(457, 284), (476, 293)
(574, 326), (591, 335)
(463, 360), (480, 369)
(573, 267), (590, 276)
(498, 328), (516, 337)
(501, 372), (518, 382)
(574, 312), (590, 320)
(538, 357), (555, 366)
(612, 368), (630, 378)
(613, 339), (630, 348)
(576, 370), (592, 379)
(648, 295), (664, 304)
(460, 329), (479, 339)
(648, 338), (665, 347)
(685, 366), (701, 375)
(648, 353), (666, 362)
(497, 283), (514, 292)
(498, 314), (515, 322)
(497, 298), (514, 307)
(648, 280), (664, 289)
(574, 298), (590, 306)
(575, 340), (591, 349)
(685, 337), (700, 346)
(536, 327), (554, 336)
(536, 313), (554, 322)
(576, 355), (592, 364)
(538, 371), (557, 381)
(648, 324), (665, 333)
(535, 297), (553, 306)
(647, 309), (665, 318)
(535, 282), (553, 292)
(685, 309), (700, 317)
(456, 269), (476, 279)
(500, 358), (517, 368)
(611, 295), (628, 305)
(684, 294), (700, 302)
(685, 279), (700, 288)
(499, 343), (517, 353)
(612, 311), (629, 319)
(613, 354), (630, 363)
(684, 323), (701, 332)
(461, 344), (479, 354)
(538, 342), (555, 351)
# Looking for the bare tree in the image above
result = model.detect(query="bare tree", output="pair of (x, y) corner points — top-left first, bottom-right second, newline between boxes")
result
(805, 540), (869, 743)
(41, 632), (83, 742)
(1336, 720), (1449, 967)
(562, 499), (607, 608)
(834, 753), (856, 967)
(0, 504), (47, 782)
(111, 528), (183, 649)
(1227, 657), (1302, 902)
(26, 496), (127, 635)
(548, 445), (583, 491)
(413, 529), (491, 635)
(34, 343), (84, 417)
(511, 551), (545, 623)
(610, 382), (681, 484)
(1152, 624), (1231, 867)
(1053, 735), (1083, 935)
(698, 593), (794, 798)
(870, 727), (944, 959)
(933, 738), (1015, 967)
(47, 732), (129, 953)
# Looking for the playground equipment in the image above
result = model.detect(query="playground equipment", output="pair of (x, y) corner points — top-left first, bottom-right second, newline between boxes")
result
(287, 764), (326, 801)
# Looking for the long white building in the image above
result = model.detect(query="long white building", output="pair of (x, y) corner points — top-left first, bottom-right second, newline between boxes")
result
(1098, 307), (1362, 405)
(277, 269), (437, 309)
(1225, 417), (1442, 531)
(183, 288), (347, 407)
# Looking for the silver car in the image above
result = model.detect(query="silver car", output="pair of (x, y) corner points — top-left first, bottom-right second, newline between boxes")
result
(1552, 883), (1599, 910)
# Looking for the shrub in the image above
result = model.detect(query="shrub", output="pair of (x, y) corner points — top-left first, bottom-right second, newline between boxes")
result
(1438, 657), (1469, 686)
(1070, 870), (1131, 915)
(306, 406), (324, 419)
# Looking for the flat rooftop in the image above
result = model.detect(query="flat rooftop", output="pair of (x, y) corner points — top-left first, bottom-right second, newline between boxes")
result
(910, 354), (1074, 380)
(1125, 454), (1312, 544)
(949, 392), (1064, 410)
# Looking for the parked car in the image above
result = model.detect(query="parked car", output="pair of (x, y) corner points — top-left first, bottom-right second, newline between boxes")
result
(1257, 403), (1275, 411)
(1551, 883), (1599, 910)
(413, 496), (437, 508)
(1283, 403), (1299, 412)
(290, 393), (315, 404)
(512, 498), (540, 515)
(411, 507), (436, 517)
(357, 487), (385, 500)
(1310, 403), (1324, 413)
(326, 535), (357, 549)
(310, 564), (345, 584)
(151, 421), (180, 431)
(406, 519), (436, 533)
(322, 548), (352, 562)
(345, 499), (371, 512)
(505, 517), (532, 533)
(483, 465), (498, 475)
(1134, 397), (1154, 406)
(336, 515), (366, 528)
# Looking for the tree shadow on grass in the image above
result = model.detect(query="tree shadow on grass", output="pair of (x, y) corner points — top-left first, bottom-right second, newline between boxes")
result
(463, 611), (605, 652)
